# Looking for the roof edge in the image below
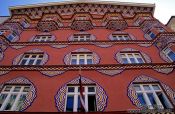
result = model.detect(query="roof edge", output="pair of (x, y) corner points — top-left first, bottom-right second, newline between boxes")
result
(9, 0), (155, 10)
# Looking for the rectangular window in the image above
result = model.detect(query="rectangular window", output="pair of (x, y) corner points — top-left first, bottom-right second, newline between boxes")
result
(0, 30), (7, 35)
(148, 31), (156, 39)
(0, 85), (30, 111)
(19, 53), (44, 65)
(21, 20), (30, 28)
(112, 34), (130, 40)
(71, 53), (93, 65)
(120, 52), (145, 64)
(65, 86), (96, 112)
(7, 32), (16, 41)
(73, 34), (91, 41)
(156, 27), (165, 32)
(133, 84), (173, 109)
(163, 48), (175, 62)
(33, 35), (52, 42)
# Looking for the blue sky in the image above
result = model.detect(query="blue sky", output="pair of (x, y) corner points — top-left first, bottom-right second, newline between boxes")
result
(0, 0), (175, 24)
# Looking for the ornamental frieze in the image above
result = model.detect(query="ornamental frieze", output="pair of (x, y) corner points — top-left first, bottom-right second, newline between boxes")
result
(11, 3), (154, 19)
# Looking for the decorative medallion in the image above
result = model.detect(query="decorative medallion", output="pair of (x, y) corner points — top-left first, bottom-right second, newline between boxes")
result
(97, 69), (123, 76)
(11, 45), (26, 49)
(51, 44), (68, 49)
(128, 75), (175, 108)
(0, 77), (37, 111)
(40, 70), (66, 77)
(55, 76), (108, 112)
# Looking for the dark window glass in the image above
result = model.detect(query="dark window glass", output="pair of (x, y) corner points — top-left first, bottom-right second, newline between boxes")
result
(147, 93), (156, 106)
(28, 60), (35, 65)
(36, 60), (42, 65)
(150, 33), (156, 39)
(77, 96), (81, 112)
(7, 35), (14, 41)
(4, 94), (17, 110)
(137, 93), (146, 105)
(71, 59), (77, 65)
(156, 92), (168, 109)
(130, 58), (136, 63)
(0, 94), (7, 108)
(79, 59), (85, 65)
(168, 51), (175, 61)
(68, 87), (74, 92)
(87, 59), (92, 64)
(88, 95), (96, 112)
(122, 58), (128, 64)
(88, 87), (95, 92)
(66, 96), (74, 112)
(20, 59), (27, 65)
(137, 58), (144, 63)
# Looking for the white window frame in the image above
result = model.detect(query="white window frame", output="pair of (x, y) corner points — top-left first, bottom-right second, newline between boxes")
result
(71, 53), (93, 65)
(163, 47), (175, 62)
(65, 85), (96, 112)
(0, 85), (30, 111)
(133, 84), (173, 109)
(33, 35), (52, 42)
(112, 34), (130, 40)
(120, 52), (145, 64)
(19, 53), (44, 65)
(73, 34), (91, 41)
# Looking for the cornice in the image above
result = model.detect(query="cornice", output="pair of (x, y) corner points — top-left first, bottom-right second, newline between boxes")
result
(1, 32), (175, 47)
(0, 63), (174, 71)
(9, 2), (155, 19)
(10, 1), (155, 10)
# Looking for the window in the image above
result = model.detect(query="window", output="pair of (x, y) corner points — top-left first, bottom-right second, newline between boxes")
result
(33, 35), (52, 42)
(7, 32), (16, 41)
(0, 30), (7, 35)
(71, 53), (93, 65)
(156, 27), (165, 33)
(163, 48), (175, 62)
(133, 84), (173, 109)
(120, 52), (145, 64)
(65, 86), (96, 112)
(19, 53), (44, 65)
(112, 34), (130, 40)
(21, 20), (30, 28)
(76, 16), (87, 20)
(73, 34), (91, 41)
(45, 17), (53, 21)
(148, 31), (156, 39)
(143, 16), (151, 20)
(0, 85), (30, 111)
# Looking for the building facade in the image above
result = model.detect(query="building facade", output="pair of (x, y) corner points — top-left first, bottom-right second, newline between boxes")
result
(0, 1), (175, 113)
(167, 16), (175, 32)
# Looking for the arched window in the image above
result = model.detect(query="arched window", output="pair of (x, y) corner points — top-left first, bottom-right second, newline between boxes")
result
(64, 48), (100, 65)
(128, 75), (175, 110)
(115, 48), (151, 64)
(55, 76), (107, 112)
(0, 77), (36, 111)
(13, 49), (49, 65)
